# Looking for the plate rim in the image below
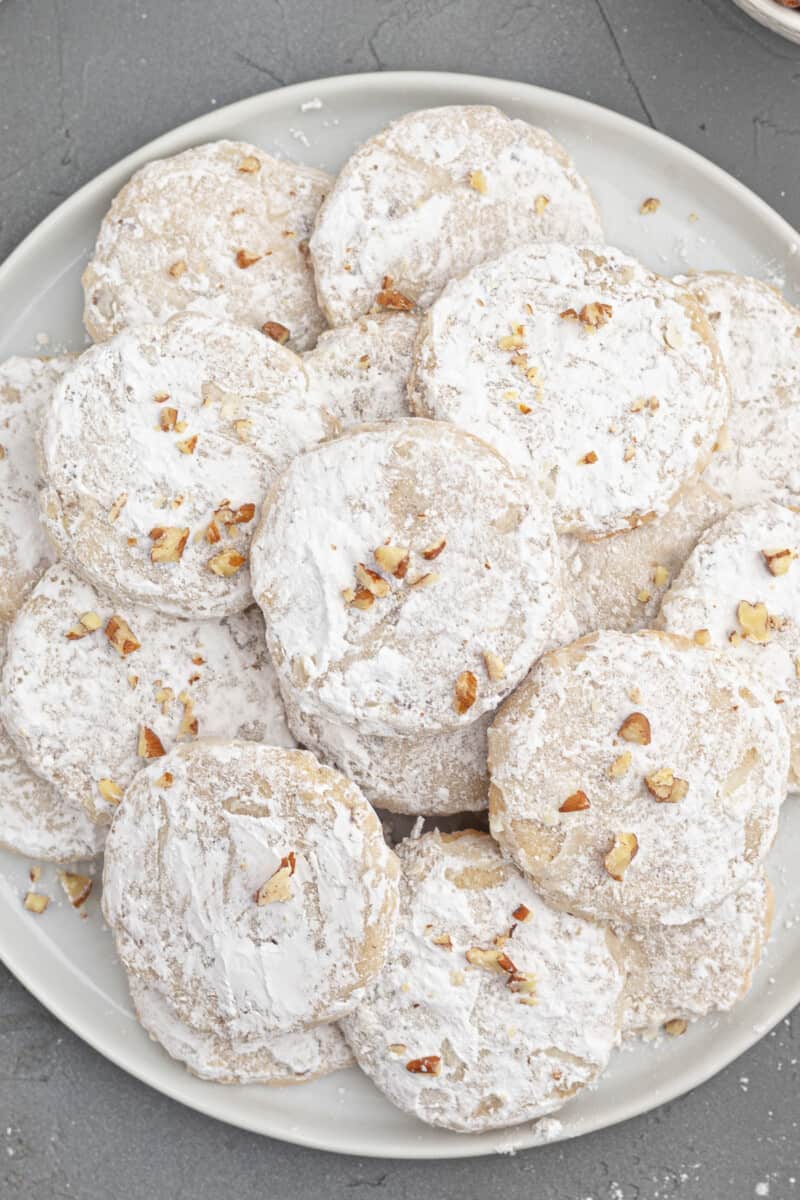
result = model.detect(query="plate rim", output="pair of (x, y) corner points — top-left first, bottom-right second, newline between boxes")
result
(0, 68), (798, 1160)
(729, 0), (800, 45)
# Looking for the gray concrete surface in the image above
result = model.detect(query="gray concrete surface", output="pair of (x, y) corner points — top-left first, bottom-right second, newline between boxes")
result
(1, 0), (799, 1196)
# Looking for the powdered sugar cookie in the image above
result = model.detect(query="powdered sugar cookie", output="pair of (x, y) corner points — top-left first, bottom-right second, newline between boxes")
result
(0, 562), (294, 827)
(251, 419), (562, 737)
(303, 311), (417, 427)
(40, 313), (331, 619)
(561, 479), (731, 636)
(83, 140), (331, 352)
(0, 356), (73, 622)
(618, 871), (772, 1038)
(310, 105), (603, 326)
(284, 691), (490, 816)
(128, 976), (353, 1085)
(103, 741), (400, 1039)
(658, 502), (800, 787)
(0, 624), (104, 862)
(411, 243), (729, 538)
(680, 272), (800, 507)
(489, 630), (789, 928)
(340, 829), (624, 1132)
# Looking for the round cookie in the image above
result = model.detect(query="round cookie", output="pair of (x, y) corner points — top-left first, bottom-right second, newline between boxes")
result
(284, 690), (490, 816)
(102, 741), (400, 1040)
(489, 629), (789, 928)
(303, 311), (417, 427)
(0, 626), (104, 862)
(310, 105), (603, 326)
(561, 479), (732, 636)
(658, 502), (800, 788)
(40, 313), (332, 619)
(618, 871), (772, 1038)
(128, 976), (353, 1085)
(0, 562), (294, 826)
(410, 242), (730, 538)
(680, 272), (800, 507)
(0, 356), (72, 622)
(82, 140), (331, 352)
(340, 829), (624, 1133)
(250, 419), (562, 737)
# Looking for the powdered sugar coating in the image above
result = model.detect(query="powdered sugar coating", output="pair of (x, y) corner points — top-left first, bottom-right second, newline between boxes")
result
(103, 741), (400, 1039)
(658, 502), (800, 788)
(40, 313), (331, 618)
(561, 479), (732, 636)
(0, 356), (71, 621)
(489, 630), (789, 928)
(284, 689), (490, 816)
(0, 563), (294, 826)
(619, 871), (772, 1037)
(680, 273), (800, 507)
(411, 243), (729, 538)
(83, 140), (331, 351)
(310, 105), (603, 326)
(250, 419), (562, 736)
(0, 623), (104, 861)
(303, 312), (417, 427)
(341, 829), (624, 1132)
(128, 976), (353, 1085)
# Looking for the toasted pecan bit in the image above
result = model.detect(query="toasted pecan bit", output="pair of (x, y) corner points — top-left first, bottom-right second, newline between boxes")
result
(66, 611), (102, 640)
(205, 520), (222, 545)
(737, 600), (770, 643)
(468, 169), (488, 194)
(262, 320), (290, 344)
(376, 276), (414, 311)
(236, 248), (262, 269)
(374, 544), (410, 578)
(640, 197), (661, 215)
(604, 832), (638, 881)
(518, 403), (532, 415)
(498, 331), (525, 350)
(560, 308), (579, 321)
(664, 1017), (688, 1037)
(645, 767), (688, 803)
(237, 154), (261, 173)
(483, 651), (505, 682)
(454, 670), (478, 714)
(357, 353), (370, 370)
(177, 434), (198, 455)
(208, 549), (247, 577)
(138, 725), (166, 759)
(105, 615), (141, 658)
(153, 391), (170, 404)
(609, 750), (632, 779)
(408, 571), (439, 588)
(534, 193), (550, 215)
(637, 588), (652, 604)
(762, 548), (796, 577)
(178, 691), (199, 738)
(507, 970), (537, 997)
(465, 946), (516, 973)
(578, 450), (598, 465)
(653, 564), (670, 588)
(98, 778), (123, 806)
(168, 260), (187, 278)
(149, 526), (189, 564)
(351, 587), (375, 610)
(694, 628), (711, 647)
(58, 871), (92, 908)
(256, 852), (296, 905)
(512, 904), (531, 923)
(356, 562), (390, 598)
(559, 790), (590, 813)
(406, 1056), (441, 1076)
(155, 771), (174, 789)
(579, 302), (613, 329)
(23, 891), (49, 914)
(431, 933), (453, 950)
(159, 407), (178, 432)
(109, 493), (128, 522)
(618, 712), (651, 745)
(421, 536), (447, 561)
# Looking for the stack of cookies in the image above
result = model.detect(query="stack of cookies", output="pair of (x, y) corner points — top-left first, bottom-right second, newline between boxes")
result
(1, 104), (797, 1134)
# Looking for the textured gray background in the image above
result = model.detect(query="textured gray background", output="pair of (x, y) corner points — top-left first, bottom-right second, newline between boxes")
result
(1, 0), (799, 1196)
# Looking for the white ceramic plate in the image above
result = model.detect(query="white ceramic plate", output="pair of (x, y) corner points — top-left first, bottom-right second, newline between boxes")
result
(1, 71), (799, 1160)
(731, 0), (800, 44)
